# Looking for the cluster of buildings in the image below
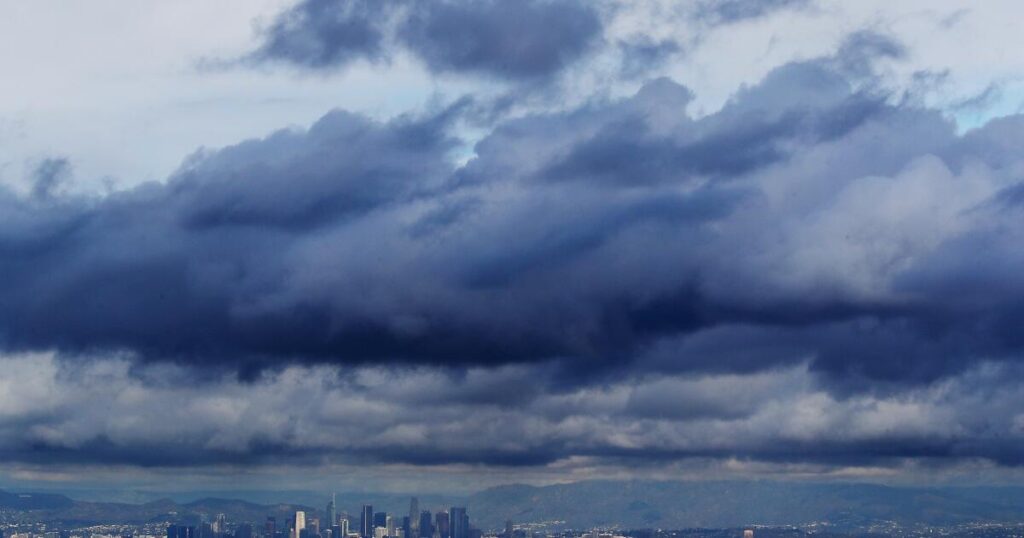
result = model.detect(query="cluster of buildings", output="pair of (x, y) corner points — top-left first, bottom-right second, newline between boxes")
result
(166, 497), (483, 538)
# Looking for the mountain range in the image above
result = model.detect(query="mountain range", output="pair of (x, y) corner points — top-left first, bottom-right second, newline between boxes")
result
(5, 481), (1024, 530)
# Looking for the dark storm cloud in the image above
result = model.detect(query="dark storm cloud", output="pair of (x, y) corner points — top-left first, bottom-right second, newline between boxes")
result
(2, 52), (1024, 389)
(250, 0), (603, 80)
(8, 40), (1024, 472)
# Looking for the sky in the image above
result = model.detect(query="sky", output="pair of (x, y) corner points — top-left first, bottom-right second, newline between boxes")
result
(2, 0), (1024, 497)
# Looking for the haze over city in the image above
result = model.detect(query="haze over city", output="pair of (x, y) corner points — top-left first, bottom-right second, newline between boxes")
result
(2, 0), (1024, 519)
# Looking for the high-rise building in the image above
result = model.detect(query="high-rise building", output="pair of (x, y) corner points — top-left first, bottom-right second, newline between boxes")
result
(503, 521), (512, 538)
(373, 512), (388, 531)
(449, 508), (467, 538)
(408, 498), (419, 538)
(327, 494), (337, 528)
(386, 516), (396, 538)
(266, 518), (277, 538)
(339, 519), (349, 538)
(418, 511), (432, 538)
(360, 505), (374, 538)
(434, 511), (449, 538)
(168, 526), (196, 538)
(293, 511), (306, 538)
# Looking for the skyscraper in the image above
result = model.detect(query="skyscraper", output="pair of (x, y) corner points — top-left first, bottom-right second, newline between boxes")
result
(168, 526), (195, 538)
(408, 498), (419, 538)
(360, 505), (374, 538)
(434, 512), (449, 538)
(449, 508), (467, 538)
(295, 512), (306, 534)
(418, 511), (432, 538)
(327, 494), (337, 528)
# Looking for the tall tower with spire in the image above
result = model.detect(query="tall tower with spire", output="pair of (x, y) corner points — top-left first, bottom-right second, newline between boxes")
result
(408, 498), (420, 538)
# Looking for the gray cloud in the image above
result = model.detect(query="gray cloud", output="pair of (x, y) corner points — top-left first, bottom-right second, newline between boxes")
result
(4, 354), (1024, 476)
(694, 0), (810, 25)
(1, 54), (1022, 385)
(6, 42), (1024, 475)
(249, 0), (391, 69)
(249, 0), (603, 80)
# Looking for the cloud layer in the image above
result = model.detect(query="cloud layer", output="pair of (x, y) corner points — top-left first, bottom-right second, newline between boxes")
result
(5, 353), (1024, 484)
(4, 4), (1024, 483)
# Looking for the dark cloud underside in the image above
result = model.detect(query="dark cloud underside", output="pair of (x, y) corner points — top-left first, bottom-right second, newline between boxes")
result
(6, 31), (1024, 474)
(3, 55), (1024, 389)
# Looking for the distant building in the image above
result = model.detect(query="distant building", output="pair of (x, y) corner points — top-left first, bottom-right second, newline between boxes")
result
(418, 511), (432, 538)
(360, 505), (374, 538)
(168, 525), (196, 538)
(743, 531), (754, 538)
(327, 494), (337, 528)
(266, 517), (277, 538)
(448, 508), (467, 538)
(434, 511), (449, 538)
(408, 498), (419, 538)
